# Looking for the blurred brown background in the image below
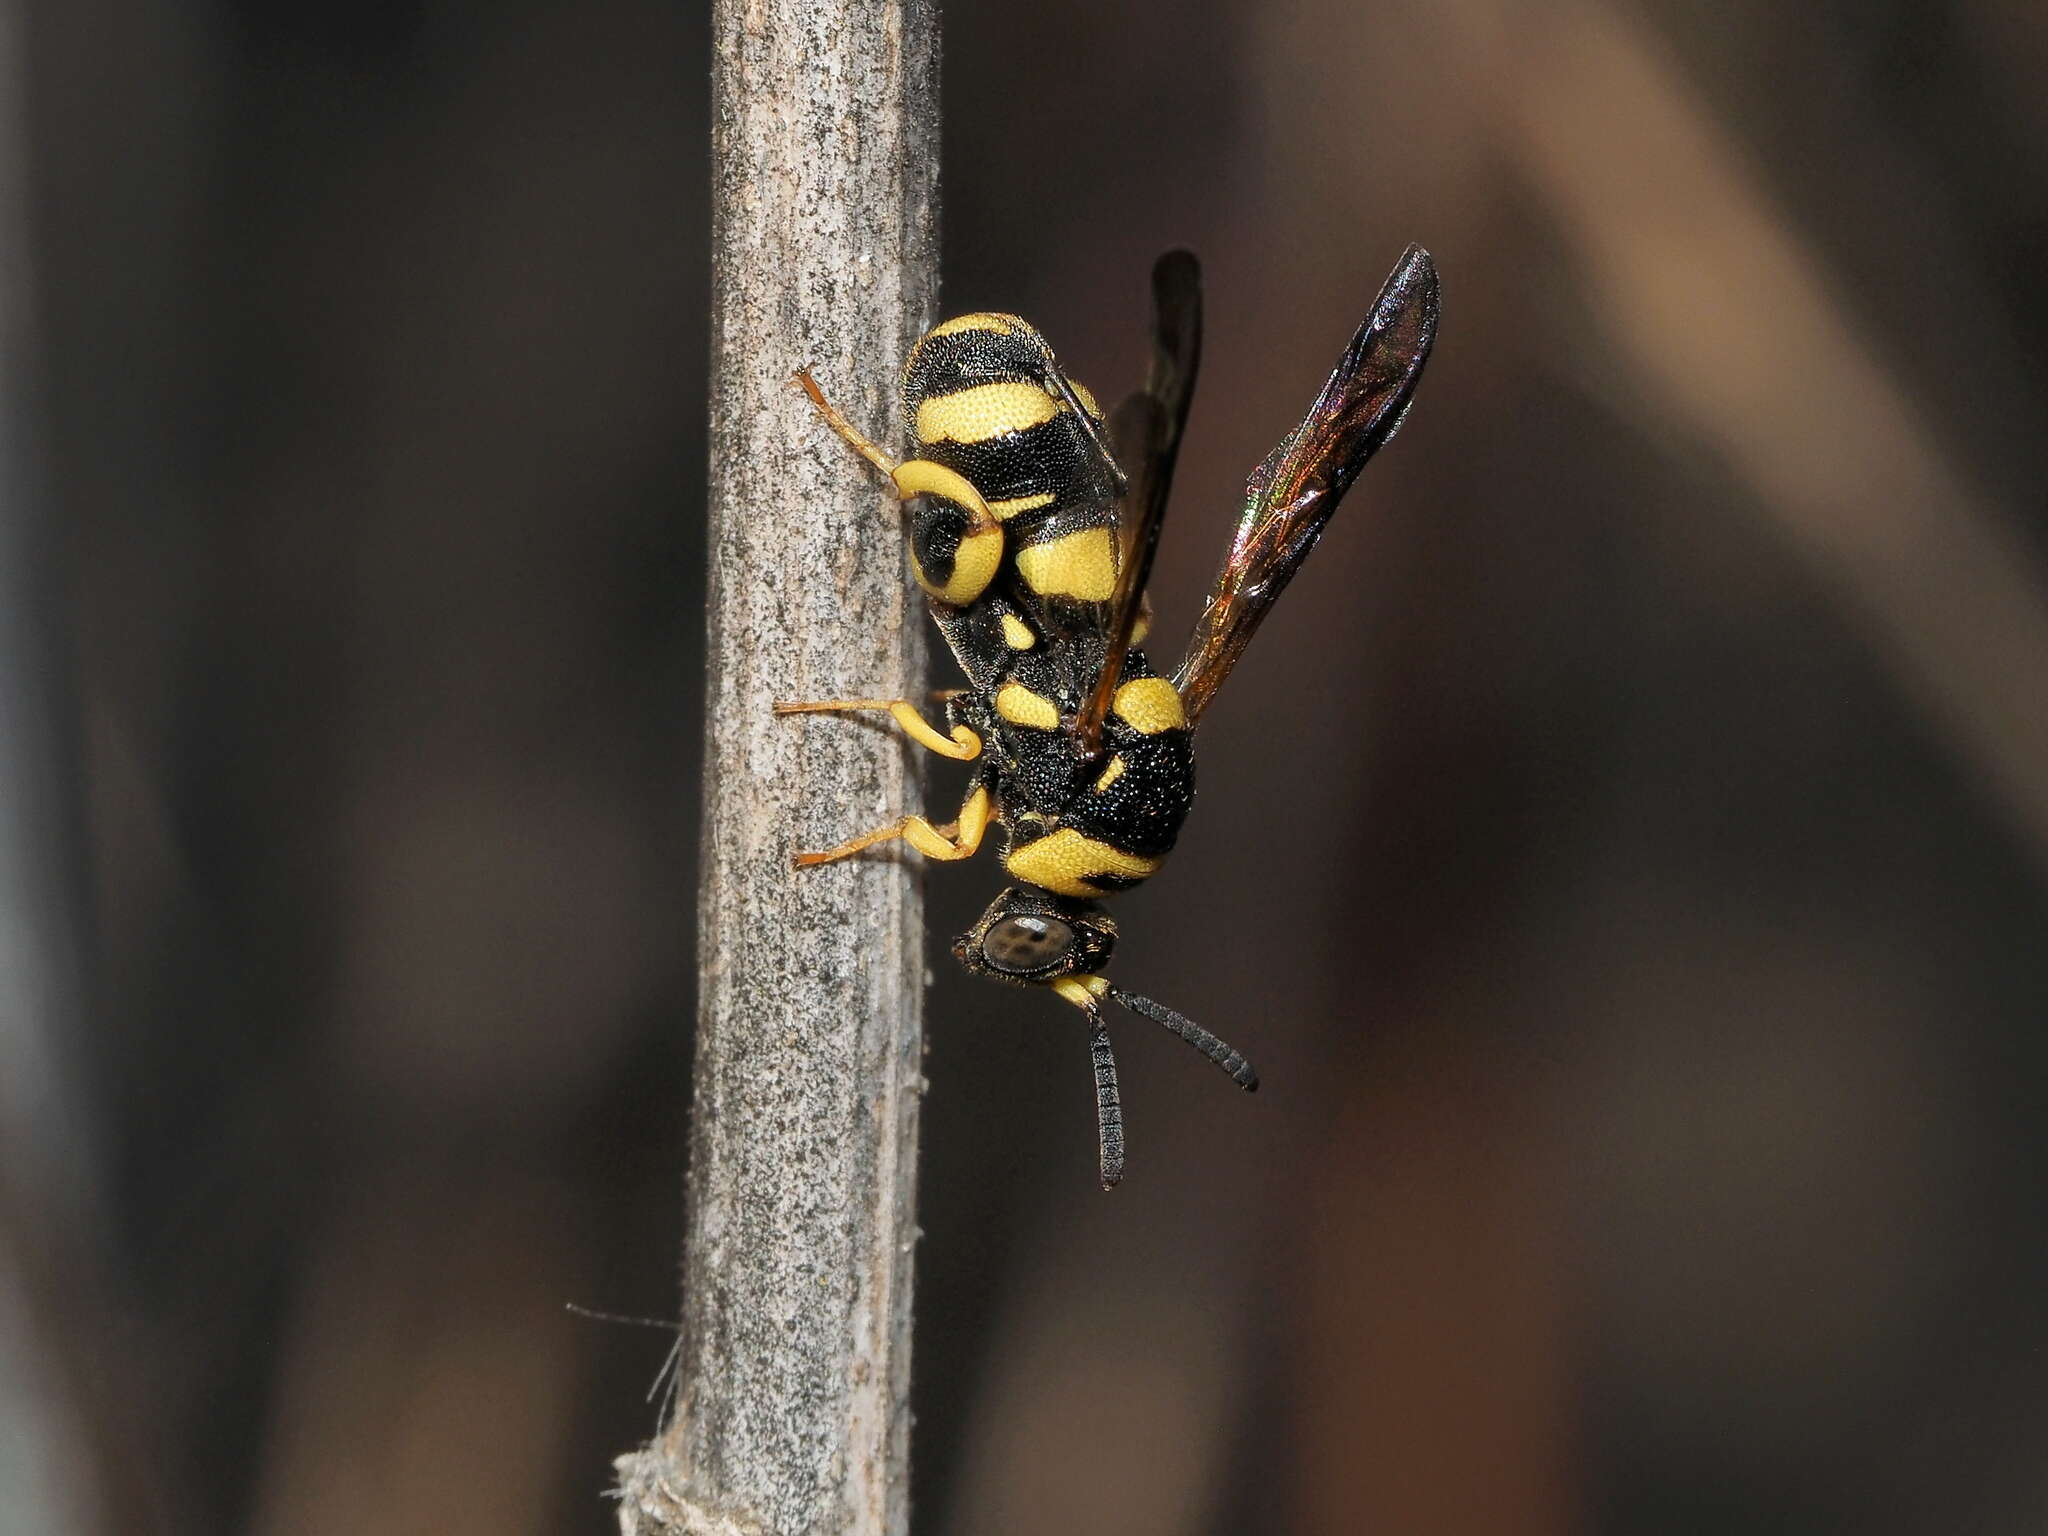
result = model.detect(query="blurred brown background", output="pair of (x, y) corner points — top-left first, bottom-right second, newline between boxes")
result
(5, 0), (2047, 1532)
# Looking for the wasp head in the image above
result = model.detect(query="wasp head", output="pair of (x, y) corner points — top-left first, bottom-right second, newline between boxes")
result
(953, 886), (1118, 987)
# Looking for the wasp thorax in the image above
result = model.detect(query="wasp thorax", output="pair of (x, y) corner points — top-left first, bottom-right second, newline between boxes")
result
(982, 914), (1075, 974)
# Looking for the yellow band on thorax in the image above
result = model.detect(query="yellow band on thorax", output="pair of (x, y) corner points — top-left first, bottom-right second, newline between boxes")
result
(994, 682), (1060, 730)
(1112, 677), (1185, 734)
(1005, 828), (1161, 898)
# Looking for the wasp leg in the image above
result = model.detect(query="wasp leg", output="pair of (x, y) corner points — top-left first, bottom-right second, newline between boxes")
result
(792, 367), (898, 478)
(792, 784), (992, 870)
(791, 373), (1002, 538)
(772, 697), (981, 762)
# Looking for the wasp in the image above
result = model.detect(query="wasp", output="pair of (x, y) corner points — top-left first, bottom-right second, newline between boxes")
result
(779, 246), (1439, 1187)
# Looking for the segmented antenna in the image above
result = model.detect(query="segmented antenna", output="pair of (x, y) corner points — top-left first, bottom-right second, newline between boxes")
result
(1088, 1016), (1126, 1190)
(1112, 988), (1260, 1092)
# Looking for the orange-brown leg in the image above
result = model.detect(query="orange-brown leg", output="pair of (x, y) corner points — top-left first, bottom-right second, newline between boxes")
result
(791, 368), (898, 478)
(792, 786), (992, 870)
(772, 697), (980, 761)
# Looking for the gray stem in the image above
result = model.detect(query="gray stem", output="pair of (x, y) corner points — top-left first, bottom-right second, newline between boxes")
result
(614, 3), (939, 1534)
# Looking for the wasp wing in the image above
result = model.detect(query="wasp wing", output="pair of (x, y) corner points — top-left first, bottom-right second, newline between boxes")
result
(1171, 245), (1438, 724)
(1071, 249), (1204, 755)
(1023, 363), (1129, 704)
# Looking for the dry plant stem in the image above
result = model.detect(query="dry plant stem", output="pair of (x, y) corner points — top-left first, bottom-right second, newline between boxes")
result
(615, 2), (939, 1534)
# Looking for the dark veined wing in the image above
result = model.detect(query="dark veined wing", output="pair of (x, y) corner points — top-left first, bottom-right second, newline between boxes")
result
(1171, 245), (1438, 724)
(1071, 249), (1203, 756)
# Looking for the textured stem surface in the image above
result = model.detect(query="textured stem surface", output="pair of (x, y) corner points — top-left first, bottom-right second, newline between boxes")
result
(615, 3), (939, 1533)
(614, 3), (942, 1536)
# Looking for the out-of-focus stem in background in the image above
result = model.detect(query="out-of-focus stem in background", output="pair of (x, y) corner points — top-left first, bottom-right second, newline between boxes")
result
(1466, 0), (2048, 866)
(0, 4), (168, 1532)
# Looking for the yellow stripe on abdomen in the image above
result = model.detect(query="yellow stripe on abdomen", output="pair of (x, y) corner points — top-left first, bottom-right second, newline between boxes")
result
(916, 382), (1063, 445)
(986, 492), (1055, 521)
(925, 311), (1023, 338)
(1014, 526), (1117, 602)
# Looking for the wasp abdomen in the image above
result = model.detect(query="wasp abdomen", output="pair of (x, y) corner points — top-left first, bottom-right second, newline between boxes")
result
(901, 314), (1118, 609)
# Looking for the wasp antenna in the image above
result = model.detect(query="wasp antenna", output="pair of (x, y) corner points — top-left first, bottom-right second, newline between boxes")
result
(1111, 987), (1259, 1092)
(1087, 1014), (1126, 1190)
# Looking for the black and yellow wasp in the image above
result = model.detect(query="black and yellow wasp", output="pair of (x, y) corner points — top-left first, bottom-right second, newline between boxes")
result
(779, 246), (1438, 1187)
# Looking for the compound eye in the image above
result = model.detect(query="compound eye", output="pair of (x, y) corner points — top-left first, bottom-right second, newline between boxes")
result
(982, 914), (1076, 975)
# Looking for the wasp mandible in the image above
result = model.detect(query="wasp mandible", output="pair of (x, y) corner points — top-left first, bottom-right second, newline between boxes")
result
(779, 247), (1439, 1187)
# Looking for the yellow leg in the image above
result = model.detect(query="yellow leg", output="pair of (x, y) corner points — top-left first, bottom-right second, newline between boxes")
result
(792, 373), (1007, 558)
(792, 368), (898, 478)
(772, 697), (981, 761)
(794, 786), (993, 870)
(888, 458), (999, 538)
